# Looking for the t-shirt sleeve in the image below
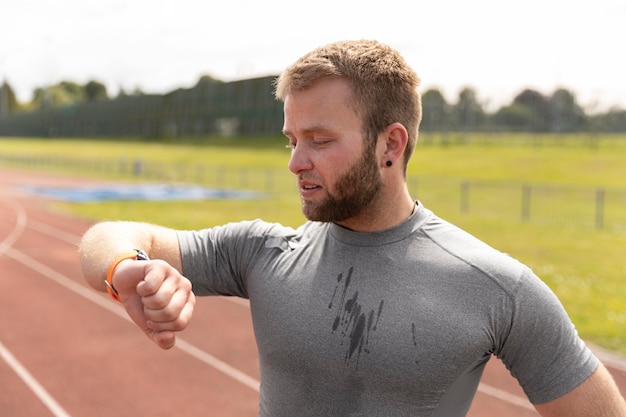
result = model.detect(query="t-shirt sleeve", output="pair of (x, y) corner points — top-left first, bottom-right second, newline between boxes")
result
(495, 267), (599, 404)
(177, 220), (274, 298)
(176, 220), (297, 298)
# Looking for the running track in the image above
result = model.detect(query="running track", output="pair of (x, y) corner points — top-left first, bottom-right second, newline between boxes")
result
(1, 168), (624, 417)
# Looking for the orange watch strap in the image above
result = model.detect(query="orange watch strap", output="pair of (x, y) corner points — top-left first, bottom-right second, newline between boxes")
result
(105, 251), (140, 302)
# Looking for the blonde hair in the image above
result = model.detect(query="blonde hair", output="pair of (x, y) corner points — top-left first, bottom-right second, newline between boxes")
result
(274, 39), (422, 166)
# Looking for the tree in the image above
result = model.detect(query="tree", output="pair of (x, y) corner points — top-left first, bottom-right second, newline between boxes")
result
(195, 74), (222, 87)
(492, 103), (535, 131)
(549, 88), (586, 132)
(452, 87), (485, 132)
(588, 108), (626, 132)
(32, 81), (84, 109)
(0, 80), (19, 115)
(30, 80), (109, 109)
(511, 89), (551, 131)
(421, 88), (450, 132)
(84, 80), (108, 101)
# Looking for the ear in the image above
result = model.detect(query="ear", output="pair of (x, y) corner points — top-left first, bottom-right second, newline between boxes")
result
(379, 122), (408, 167)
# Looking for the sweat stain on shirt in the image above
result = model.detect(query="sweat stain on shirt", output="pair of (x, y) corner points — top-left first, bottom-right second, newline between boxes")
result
(328, 266), (385, 367)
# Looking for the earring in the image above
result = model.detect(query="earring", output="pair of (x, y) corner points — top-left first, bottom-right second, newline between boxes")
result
(385, 160), (393, 167)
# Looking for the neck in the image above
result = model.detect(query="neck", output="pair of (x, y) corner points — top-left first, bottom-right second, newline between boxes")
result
(336, 190), (415, 232)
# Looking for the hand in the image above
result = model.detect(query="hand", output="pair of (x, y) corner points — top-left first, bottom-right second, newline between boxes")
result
(112, 259), (196, 349)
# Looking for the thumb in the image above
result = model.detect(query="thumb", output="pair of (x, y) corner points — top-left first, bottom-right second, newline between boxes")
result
(153, 330), (176, 350)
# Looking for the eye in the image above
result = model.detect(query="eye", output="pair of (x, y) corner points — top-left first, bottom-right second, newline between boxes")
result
(285, 141), (296, 149)
(311, 139), (331, 148)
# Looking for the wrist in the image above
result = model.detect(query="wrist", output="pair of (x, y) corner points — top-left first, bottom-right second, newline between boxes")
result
(105, 249), (150, 302)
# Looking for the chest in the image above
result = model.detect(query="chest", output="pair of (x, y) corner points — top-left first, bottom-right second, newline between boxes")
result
(246, 244), (506, 386)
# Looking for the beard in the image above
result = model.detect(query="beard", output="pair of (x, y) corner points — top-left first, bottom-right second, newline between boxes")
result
(301, 144), (383, 223)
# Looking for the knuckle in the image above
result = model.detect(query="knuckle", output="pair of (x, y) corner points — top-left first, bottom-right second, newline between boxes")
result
(170, 317), (189, 331)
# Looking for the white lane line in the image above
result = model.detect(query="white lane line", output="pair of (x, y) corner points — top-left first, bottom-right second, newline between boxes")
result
(0, 199), (74, 416)
(6, 246), (125, 315)
(27, 219), (81, 246)
(0, 198), (27, 256)
(0, 341), (73, 417)
(15, 217), (261, 391)
(175, 340), (260, 392)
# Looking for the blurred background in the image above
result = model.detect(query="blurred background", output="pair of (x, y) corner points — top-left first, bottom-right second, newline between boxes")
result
(1, 0), (626, 135)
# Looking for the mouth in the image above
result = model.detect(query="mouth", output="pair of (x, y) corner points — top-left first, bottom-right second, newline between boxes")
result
(298, 181), (322, 197)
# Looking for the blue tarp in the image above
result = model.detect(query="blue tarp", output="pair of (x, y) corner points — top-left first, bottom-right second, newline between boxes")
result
(19, 184), (262, 202)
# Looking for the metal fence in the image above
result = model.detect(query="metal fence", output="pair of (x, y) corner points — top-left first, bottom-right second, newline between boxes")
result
(2, 154), (625, 232)
(408, 177), (626, 231)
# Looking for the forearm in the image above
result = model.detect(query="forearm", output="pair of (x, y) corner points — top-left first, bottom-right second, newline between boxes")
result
(79, 221), (194, 350)
(78, 221), (182, 291)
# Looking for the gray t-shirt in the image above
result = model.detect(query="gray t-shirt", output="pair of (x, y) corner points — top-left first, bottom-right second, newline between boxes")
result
(177, 203), (598, 416)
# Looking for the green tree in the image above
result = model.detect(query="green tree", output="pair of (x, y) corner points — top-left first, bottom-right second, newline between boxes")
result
(452, 87), (485, 132)
(587, 107), (626, 132)
(549, 88), (586, 132)
(511, 89), (551, 131)
(0, 80), (19, 115)
(195, 74), (222, 88)
(84, 80), (108, 101)
(421, 88), (450, 132)
(59, 81), (85, 100)
(32, 81), (85, 109)
(492, 103), (535, 131)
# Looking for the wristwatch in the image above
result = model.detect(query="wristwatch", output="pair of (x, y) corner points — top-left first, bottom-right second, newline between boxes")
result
(104, 249), (150, 302)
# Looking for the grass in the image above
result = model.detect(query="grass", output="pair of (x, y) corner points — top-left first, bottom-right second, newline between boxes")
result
(1, 133), (625, 354)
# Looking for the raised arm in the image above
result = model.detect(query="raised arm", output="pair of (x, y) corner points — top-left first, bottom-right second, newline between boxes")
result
(78, 221), (194, 349)
(534, 362), (626, 417)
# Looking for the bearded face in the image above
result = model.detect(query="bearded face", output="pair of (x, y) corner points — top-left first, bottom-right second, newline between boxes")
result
(301, 141), (382, 223)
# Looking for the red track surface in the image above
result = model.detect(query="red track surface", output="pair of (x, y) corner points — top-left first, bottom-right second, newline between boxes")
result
(1, 168), (624, 416)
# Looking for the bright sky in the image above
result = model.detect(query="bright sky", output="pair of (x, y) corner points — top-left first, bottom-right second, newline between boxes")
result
(2, 0), (625, 112)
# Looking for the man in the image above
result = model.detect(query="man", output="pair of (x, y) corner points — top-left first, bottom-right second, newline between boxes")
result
(79, 40), (626, 416)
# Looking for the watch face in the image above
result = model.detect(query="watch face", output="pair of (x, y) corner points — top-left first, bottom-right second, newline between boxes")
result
(135, 249), (150, 261)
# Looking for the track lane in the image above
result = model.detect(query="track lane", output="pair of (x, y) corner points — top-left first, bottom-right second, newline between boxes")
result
(1, 178), (260, 416)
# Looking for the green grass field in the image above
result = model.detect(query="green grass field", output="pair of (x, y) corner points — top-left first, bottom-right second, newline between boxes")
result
(2, 133), (625, 354)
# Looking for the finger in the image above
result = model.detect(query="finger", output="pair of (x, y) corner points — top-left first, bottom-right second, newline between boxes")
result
(140, 275), (178, 310)
(143, 276), (192, 320)
(146, 290), (195, 332)
(156, 331), (176, 350)
(136, 260), (173, 297)
(142, 328), (176, 350)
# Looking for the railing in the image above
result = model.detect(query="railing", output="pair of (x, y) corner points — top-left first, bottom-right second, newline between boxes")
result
(2, 154), (625, 232)
(408, 177), (626, 231)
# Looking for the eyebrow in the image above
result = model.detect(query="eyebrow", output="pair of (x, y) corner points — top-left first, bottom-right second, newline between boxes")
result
(282, 125), (335, 137)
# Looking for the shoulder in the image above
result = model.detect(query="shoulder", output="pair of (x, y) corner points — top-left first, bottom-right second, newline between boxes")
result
(418, 212), (527, 296)
(177, 219), (325, 249)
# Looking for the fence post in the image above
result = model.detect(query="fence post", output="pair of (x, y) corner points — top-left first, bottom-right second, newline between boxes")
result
(133, 158), (144, 177)
(595, 189), (605, 229)
(216, 166), (224, 187)
(196, 164), (205, 183)
(118, 157), (127, 174)
(521, 185), (531, 222)
(266, 169), (274, 192)
(240, 167), (248, 188)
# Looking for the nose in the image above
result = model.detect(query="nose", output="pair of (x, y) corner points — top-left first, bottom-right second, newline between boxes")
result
(288, 144), (312, 175)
